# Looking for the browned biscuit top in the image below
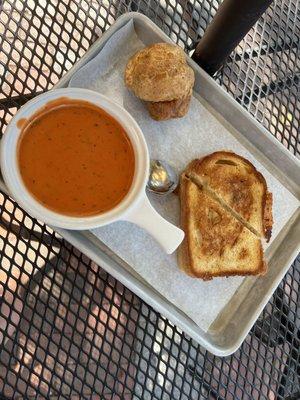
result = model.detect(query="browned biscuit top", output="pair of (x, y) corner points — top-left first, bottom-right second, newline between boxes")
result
(125, 43), (195, 102)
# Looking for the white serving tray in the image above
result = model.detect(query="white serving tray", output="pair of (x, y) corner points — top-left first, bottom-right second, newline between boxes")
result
(1, 13), (300, 356)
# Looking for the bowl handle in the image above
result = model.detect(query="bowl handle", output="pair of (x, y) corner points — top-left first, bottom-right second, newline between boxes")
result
(124, 194), (184, 254)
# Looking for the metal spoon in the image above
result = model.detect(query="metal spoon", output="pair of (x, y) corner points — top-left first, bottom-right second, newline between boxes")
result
(147, 160), (179, 195)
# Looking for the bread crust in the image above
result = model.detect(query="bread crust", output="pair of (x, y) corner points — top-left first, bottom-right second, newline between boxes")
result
(264, 192), (273, 242)
(125, 43), (195, 102)
(178, 175), (196, 277)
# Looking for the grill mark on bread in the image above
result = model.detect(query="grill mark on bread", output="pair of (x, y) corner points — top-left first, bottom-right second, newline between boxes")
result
(215, 159), (237, 166)
(239, 248), (249, 260)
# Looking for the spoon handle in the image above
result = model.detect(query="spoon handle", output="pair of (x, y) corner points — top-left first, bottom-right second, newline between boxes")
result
(123, 193), (184, 254)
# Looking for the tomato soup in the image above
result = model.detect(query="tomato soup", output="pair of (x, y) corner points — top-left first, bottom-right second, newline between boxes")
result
(18, 99), (135, 216)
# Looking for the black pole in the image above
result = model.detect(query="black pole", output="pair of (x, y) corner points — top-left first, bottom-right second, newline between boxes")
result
(192, 0), (273, 76)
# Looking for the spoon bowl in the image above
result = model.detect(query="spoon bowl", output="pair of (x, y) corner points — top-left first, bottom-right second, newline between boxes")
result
(147, 160), (179, 195)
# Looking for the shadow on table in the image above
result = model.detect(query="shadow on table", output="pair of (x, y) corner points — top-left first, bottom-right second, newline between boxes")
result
(0, 200), (139, 398)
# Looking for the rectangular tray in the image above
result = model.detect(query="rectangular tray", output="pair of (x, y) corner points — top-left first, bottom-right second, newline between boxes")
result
(1, 13), (300, 356)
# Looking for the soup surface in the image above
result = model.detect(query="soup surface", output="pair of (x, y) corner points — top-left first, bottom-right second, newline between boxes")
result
(18, 98), (135, 216)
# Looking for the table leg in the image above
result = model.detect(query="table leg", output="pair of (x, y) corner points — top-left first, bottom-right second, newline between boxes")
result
(192, 0), (273, 75)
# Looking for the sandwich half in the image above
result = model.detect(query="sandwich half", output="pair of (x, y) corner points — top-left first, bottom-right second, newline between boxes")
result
(178, 152), (273, 279)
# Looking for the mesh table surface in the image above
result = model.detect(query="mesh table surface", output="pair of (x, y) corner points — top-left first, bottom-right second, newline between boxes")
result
(0, 1), (299, 399)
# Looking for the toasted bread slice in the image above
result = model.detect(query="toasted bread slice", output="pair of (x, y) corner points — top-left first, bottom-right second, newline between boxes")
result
(186, 152), (273, 241)
(178, 176), (266, 279)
